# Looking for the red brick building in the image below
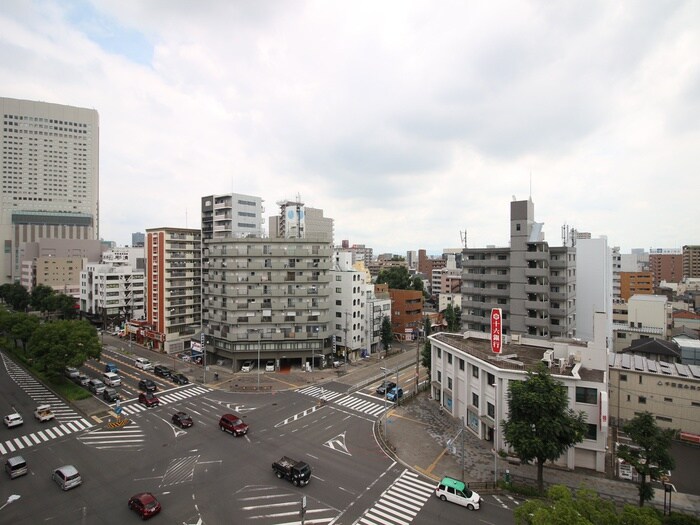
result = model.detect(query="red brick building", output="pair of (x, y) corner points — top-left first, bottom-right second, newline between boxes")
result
(649, 253), (683, 287)
(388, 288), (424, 341)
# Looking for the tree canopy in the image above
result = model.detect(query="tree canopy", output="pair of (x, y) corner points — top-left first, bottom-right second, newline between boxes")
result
(444, 303), (462, 332)
(421, 316), (431, 372)
(502, 363), (588, 493)
(376, 266), (423, 291)
(617, 412), (676, 507)
(380, 316), (393, 355)
(0, 282), (30, 311)
(27, 319), (101, 379)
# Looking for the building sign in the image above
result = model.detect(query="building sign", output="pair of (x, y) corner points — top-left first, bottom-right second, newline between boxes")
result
(599, 391), (609, 430)
(490, 308), (502, 354)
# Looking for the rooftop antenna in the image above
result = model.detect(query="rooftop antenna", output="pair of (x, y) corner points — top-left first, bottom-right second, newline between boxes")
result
(460, 230), (468, 249)
(529, 171), (532, 200)
(185, 208), (188, 228)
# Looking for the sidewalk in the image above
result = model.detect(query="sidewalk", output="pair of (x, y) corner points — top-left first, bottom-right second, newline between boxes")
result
(381, 392), (700, 517)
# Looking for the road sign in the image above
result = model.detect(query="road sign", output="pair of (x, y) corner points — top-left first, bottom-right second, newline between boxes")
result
(115, 406), (123, 415)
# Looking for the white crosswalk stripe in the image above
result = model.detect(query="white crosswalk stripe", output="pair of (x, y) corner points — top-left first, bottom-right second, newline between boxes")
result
(78, 421), (146, 450)
(0, 418), (93, 456)
(236, 485), (338, 524)
(1, 351), (84, 423)
(296, 385), (345, 401)
(355, 470), (435, 525)
(296, 385), (389, 417)
(117, 385), (211, 415)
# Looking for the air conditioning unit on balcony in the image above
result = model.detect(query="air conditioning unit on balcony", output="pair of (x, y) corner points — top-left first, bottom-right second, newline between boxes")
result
(542, 349), (554, 367)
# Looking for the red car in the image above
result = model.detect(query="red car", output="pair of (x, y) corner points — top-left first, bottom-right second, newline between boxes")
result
(138, 392), (160, 408)
(128, 492), (161, 519)
(171, 411), (193, 428)
(219, 413), (248, 436)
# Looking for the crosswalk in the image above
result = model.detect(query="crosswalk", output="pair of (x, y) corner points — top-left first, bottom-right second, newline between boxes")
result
(296, 386), (389, 417)
(236, 485), (338, 524)
(77, 420), (146, 450)
(355, 469), (435, 525)
(1, 351), (84, 422)
(0, 418), (93, 456)
(116, 385), (211, 415)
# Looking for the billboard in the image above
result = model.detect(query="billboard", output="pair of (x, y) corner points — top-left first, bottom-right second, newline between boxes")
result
(490, 308), (502, 354)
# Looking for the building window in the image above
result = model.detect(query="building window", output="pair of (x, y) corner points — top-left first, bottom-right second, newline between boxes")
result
(472, 367), (479, 379)
(335, 287), (341, 293)
(664, 397), (672, 402)
(336, 300), (342, 305)
(487, 403), (495, 418)
(620, 374), (627, 382)
(656, 415), (672, 422)
(336, 276), (341, 281)
(576, 387), (598, 404)
(447, 377), (452, 390)
(437, 371), (442, 383)
(487, 373), (495, 386)
(638, 396), (647, 404)
(447, 353), (452, 365)
(437, 348), (441, 359)
(516, 224), (521, 231)
(459, 359), (464, 371)
(472, 393), (479, 407)
(585, 424), (597, 440)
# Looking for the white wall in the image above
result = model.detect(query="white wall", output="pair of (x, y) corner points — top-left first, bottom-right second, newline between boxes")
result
(576, 237), (613, 343)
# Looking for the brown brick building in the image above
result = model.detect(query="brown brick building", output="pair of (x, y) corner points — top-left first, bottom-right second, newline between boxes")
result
(649, 253), (683, 286)
(388, 288), (424, 341)
(620, 271), (653, 301)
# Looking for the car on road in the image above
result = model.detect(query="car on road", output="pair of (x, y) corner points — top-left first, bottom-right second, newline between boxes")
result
(3, 413), (23, 428)
(386, 386), (403, 402)
(87, 378), (106, 395)
(265, 360), (275, 372)
(153, 365), (172, 378)
(134, 357), (154, 371)
(73, 373), (90, 386)
(103, 387), (120, 403)
(128, 492), (162, 520)
(172, 411), (193, 428)
(375, 380), (397, 396)
(52, 465), (82, 491)
(435, 476), (482, 510)
(138, 392), (160, 408)
(104, 363), (119, 373)
(64, 366), (79, 379)
(5, 455), (28, 479)
(171, 373), (189, 385)
(138, 378), (157, 392)
(219, 413), (249, 436)
(240, 360), (254, 372)
(34, 404), (55, 422)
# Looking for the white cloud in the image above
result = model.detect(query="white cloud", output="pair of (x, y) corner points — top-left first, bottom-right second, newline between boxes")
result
(1, 0), (698, 253)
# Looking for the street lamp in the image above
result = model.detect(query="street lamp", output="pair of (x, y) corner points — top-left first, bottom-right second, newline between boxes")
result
(0, 494), (20, 511)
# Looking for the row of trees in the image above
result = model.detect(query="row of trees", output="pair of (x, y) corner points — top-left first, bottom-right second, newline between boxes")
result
(0, 283), (79, 319)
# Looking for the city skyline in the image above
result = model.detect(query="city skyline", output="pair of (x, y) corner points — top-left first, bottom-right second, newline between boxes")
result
(1, 1), (698, 253)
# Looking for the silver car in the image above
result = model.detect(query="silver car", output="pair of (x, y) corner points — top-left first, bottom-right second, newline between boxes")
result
(52, 465), (82, 491)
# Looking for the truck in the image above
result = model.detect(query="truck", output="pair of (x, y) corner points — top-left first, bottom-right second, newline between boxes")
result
(272, 456), (311, 487)
(34, 404), (55, 422)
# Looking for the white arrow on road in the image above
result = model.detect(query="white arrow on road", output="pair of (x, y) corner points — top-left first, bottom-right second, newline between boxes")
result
(324, 432), (351, 456)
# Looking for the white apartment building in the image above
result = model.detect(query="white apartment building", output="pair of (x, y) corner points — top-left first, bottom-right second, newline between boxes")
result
(201, 193), (265, 240)
(613, 294), (670, 352)
(1, 97), (99, 284)
(430, 313), (610, 473)
(576, 237), (613, 343)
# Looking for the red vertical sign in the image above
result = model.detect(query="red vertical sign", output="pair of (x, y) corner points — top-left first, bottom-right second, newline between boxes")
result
(490, 308), (502, 354)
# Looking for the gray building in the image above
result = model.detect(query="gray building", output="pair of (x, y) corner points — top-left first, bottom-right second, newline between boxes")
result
(1, 97), (99, 284)
(462, 199), (576, 338)
(201, 193), (265, 241)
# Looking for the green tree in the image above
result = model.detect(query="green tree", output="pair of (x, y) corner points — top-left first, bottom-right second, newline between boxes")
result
(10, 313), (40, 355)
(617, 412), (676, 507)
(0, 282), (30, 311)
(51, 293), (79, 319)
(28, 319), (101, 378)
(380, 316), (393, 356)
(411, 276), (424, 292)
(421, 316), (431, 372)
(376, 266), (412, 290)
(502, 363), (588, 493)
(30, 284), (55, 313)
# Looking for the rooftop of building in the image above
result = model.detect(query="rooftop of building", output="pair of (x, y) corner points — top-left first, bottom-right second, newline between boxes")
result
(609, 352), (700, 380)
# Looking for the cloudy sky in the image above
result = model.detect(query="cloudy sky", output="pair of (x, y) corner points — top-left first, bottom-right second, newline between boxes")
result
(2, 1), (698, 254)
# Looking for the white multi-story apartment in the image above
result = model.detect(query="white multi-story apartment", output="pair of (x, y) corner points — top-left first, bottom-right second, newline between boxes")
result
(612, 295), (670, 352)
(201, 193), (265, 240)
(145, 228), (201, 353)
(431, 313), (610, 473)
(576, 237), (613, 343)
(1, 97), (99, 284)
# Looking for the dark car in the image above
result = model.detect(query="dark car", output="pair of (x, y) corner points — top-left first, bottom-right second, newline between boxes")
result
(138, 379), (157, 392)
(171, 411), (193, 428)
(104, 363), (118, 373)
(375, 381), (397, 396)
(138, 392), (160, 408)
(219, 413), (248, 436)
(128, 492), (162, 520)
(153, 365), (172, 378)
(102, 387), (120, 403)
(171, 373), (189, 385)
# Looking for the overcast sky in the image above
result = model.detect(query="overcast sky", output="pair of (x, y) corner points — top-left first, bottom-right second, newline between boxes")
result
(2, 1), (698, 254)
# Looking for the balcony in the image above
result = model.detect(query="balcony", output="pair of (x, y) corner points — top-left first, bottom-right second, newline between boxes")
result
(463, 258), (509, 268)
(524, 250), (549, 262)
(526, 316), (549, 328)
(524, 300), (547, 310)
(524, 284), (548, 294)
(524, 267), (548, 278)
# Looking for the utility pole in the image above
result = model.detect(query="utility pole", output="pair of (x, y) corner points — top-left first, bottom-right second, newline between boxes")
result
(343, 311), (350, 365)
(415, 328), (420, 394)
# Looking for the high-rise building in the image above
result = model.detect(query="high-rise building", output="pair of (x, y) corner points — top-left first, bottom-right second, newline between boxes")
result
(619, 272), (653, 301)
(131, 232), (145, 247)
(461, 199), (576, 339)
(683, 245), (700, 279)
(1, 97), (99, 284)
(201, 193), (264, 241)
(576, 237), (613, 343)
(649, 249), (683, 286)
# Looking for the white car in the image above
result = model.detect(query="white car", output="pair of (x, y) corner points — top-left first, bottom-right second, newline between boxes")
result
(4, 413), (23, 428)
(265, 360), (275, 372)
(240, 360), (254, 372)
(134, 357), (154, 371)
(34, 404), (55, 422)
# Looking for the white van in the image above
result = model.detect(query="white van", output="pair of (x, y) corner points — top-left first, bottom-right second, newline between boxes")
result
(5, 456), (28, 479)
(135, 357), (154, 371)
(435, 476), (482, 510)
(102, 372), (121, 387)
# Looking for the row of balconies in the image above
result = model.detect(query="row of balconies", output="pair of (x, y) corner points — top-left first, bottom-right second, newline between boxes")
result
(206, 245), (332, 258)
(203, 273), (330, 285)
(463, 258), (509, 268)
(462, 286), (510, 297)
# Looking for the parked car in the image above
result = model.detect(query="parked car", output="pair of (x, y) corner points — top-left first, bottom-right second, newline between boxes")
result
(153, 365), (172, 378)
(104, 363), (119, 373)
(375, 380), (397, 396)
(240, 360), (254, 372)
(265, 360), (275, 372)
(128, 492), (162, 520)
(33, 404), (55, 422)
(171, 373), (189, 385)
(73, 373), (89, 386)
(52, 465), (82, 491)
(219, 413), (249, 436)
(138, 392), (160, 408)
(103, 387), (120, 403)
(171, 411), (193, 428)
(386, 386), (403, 402)
(138, 378), (157, 392)
(272, 456), (311, 486)
(87, 379), (106, 395)
(435, 476), (482, 510)
(134, 357), (154, 371)
(64, 366), (79, 379)
(3, 413), (23, 428)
